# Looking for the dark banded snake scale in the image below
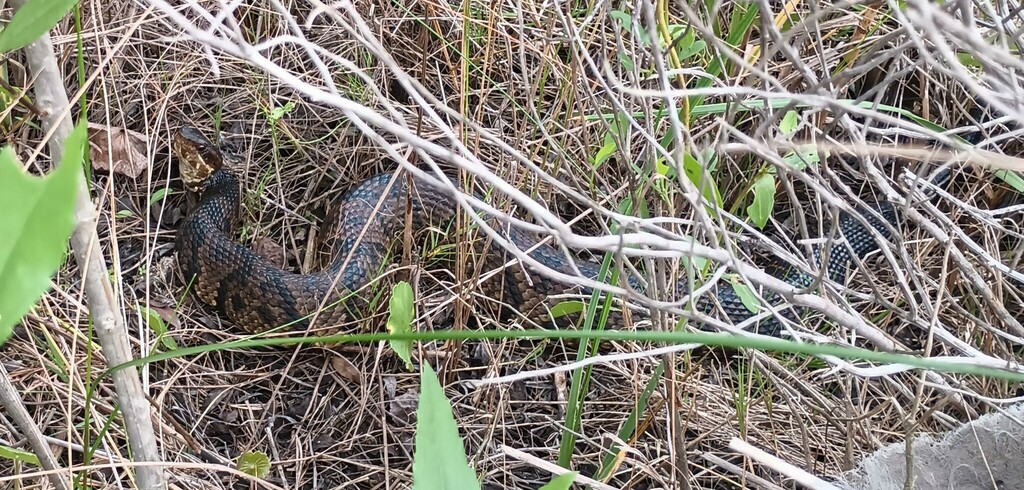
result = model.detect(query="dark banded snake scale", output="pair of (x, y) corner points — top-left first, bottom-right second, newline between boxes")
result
(173, 126), (906, 337)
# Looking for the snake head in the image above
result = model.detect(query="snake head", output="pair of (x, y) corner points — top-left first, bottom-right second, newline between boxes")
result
(173, 126), (224, 192)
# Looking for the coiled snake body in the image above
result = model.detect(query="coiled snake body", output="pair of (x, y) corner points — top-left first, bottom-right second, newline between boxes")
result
(173, 127), (900, 336)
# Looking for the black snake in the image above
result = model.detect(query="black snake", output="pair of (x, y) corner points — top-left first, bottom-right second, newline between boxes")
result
(173, 126), (903, 336)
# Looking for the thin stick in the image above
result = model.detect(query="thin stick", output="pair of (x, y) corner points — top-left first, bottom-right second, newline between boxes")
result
(728, 438), (842, 490)
(0, 363), (69, 490)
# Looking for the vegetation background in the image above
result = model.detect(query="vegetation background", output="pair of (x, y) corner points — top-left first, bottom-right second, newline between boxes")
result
(1, 0), (1023, 488)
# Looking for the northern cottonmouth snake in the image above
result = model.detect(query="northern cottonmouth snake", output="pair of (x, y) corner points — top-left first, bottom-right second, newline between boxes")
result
(173, 126), (901, 336)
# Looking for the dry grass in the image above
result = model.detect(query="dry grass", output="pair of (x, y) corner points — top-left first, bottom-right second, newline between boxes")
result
(2, 0), (1023, 488)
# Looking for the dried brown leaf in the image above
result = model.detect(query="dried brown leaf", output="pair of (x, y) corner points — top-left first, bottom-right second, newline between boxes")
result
(330, 355), (361, 384)
(389, 391), (419, 426)
(87, 124), (149, 178)
(148, 303), (180, 329)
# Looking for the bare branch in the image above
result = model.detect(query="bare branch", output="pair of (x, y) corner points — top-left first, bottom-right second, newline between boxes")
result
(0, 363), (69, 490)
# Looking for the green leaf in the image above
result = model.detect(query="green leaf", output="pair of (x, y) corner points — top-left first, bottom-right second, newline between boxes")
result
(0, 443), (41, 466)
(539, 472), (578, 490)
(387, 281), (415, 370)
(607, 111), (630, 139)
(617, 52), (635, 73)
(727, 277), (762, 314)
(0, 121), (84, 347)
(412, 364), (481, 490)
(137, 305), (178, 351)
(678, 39), (706, 62)
(610, 10), (652, 45)
(41, 329), (69, 383)
(549, 300), (585, 319)
(682, 152), (723, 207)
(149, 187), (171, 205)
(780, 110), (799, 135)
(666, 25), (705, 61)
(0, 0), (80, 53)
(956, 51), (984, 68)
(595, 360), (666, 479)
(666, 25), (692, 49)
(746, 172), (775, 229)
(618, 195), (649, 220)
(592, 140), (617, 168)
(995, 169), (1024, 194)
(267, 101), (296, 123)
(655, 157), (677, 178)
(237, 451), (270, 478)
(781, 144), (820, 170)
(609, 10), (631, 29)
(680, 250), (708, 272)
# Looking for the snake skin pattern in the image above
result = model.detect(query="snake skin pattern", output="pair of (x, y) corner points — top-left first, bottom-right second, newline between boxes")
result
(174, 127), (900, 336)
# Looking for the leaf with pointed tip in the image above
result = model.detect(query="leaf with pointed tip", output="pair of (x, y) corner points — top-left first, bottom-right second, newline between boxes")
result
(412, 364), (481, 490)
(387, 281), (415, 370)
(0, 122), (84, 347)
(746, 172), (775, 229)
(0, 0), (80, 53)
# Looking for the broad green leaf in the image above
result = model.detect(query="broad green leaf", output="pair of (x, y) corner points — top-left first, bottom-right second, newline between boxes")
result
(0, 0), (80, 53)
(412, 364), (481, 490)
(386, 281), (415, 370)
(780, 110), (798, 134)
(539, 472), (578, 490)
(618, 52), (635, 73)
(746, 172), (775, 229)
(237, 451), (270, 478)
(0, 121), (84, 347)
(727, 277), (762, 314)
(594, 113), (630, 168)
(618, 195), (649, 220)
(655, 157), (677, 178)
(681, 252), (708, 272)
(608, 112), (630, 139)
(0, 444), (40, 466)
(666, 24), (693, 50)
(956, 51), (984, 68)
(610, 10), (652, 45)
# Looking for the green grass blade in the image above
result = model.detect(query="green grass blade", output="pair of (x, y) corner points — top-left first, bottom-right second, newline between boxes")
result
(596, 360), (666, 480)
(104, 329), (1024, 385)
(0, 444), (40, 466)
